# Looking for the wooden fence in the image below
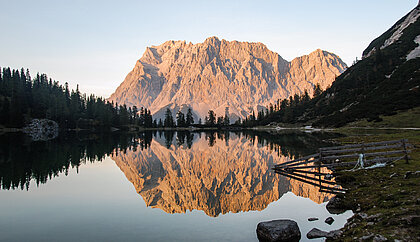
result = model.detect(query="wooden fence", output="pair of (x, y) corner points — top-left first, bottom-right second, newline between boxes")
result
(272, 139), (412, 194)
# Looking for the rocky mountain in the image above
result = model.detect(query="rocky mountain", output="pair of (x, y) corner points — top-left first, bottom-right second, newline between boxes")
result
(111, 133), (334, 217)
(109, 37), (347, 121)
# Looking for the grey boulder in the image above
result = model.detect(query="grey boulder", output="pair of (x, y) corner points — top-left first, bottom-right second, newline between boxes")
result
(256, 219), (301, 242)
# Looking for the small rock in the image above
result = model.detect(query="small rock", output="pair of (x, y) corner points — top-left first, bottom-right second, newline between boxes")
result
(256, 219), (301, 242)
(306, 228), (328, 239)
(403, 171), (420, 179)
(325, 217), (335, 225)
(360, 233), (374, 240)
(326, 195), (347, 214)
(359, 213), (368, 219)
(373, 234), (387, 241)
(308, 217), (319, 221)
(326, 229), (342, 239)
(389, 173), (398, 178)
(307, 228), (342, 239)
(367, 222), (374, 226)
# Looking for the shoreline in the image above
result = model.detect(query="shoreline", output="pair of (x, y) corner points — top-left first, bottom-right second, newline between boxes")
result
(329, 129), (420, 241)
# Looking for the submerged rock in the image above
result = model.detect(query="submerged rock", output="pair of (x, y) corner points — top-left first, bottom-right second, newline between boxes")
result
(307, 228), (328, 239)
(23, 119), (59, 141)
(308, 217), (319, 221)
(256, 219), (301, 242)
(325, 217), (335, 225)
(306, 228), (342, 239)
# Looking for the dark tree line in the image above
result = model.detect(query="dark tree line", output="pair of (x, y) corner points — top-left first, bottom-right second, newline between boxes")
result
(239, 86), (320, 127)
(159, 108), (195, 128)
(0, 67), (153, 129)
(203, 107), (230, 127)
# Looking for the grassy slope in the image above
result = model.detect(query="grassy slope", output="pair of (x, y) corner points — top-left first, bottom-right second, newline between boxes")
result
(330, 128), (420, 241)
(346, 107), (420, 128)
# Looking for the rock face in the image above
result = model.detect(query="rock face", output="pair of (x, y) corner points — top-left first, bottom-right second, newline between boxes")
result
(256, 219), (301, 242)
(111, 133), (334, 217)
(109, 37), (347, 121)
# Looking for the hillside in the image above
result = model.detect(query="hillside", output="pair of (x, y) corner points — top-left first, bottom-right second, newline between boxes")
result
(301, 5), (420, 127)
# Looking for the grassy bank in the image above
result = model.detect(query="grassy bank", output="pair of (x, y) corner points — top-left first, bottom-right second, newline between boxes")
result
(346, 107), (420, 129)
(330, 129), (420, 241)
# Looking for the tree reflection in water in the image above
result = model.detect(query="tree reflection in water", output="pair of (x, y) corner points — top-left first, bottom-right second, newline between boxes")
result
(0, 130), (342, 216)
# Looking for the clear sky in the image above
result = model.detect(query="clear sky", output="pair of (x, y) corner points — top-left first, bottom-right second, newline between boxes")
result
(0, 0), (417, 97)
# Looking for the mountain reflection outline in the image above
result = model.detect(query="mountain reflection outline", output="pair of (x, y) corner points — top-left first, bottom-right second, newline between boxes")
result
(111, 130), (339, 217)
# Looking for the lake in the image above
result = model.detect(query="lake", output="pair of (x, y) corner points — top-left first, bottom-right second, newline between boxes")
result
(0, 131), (353, 241)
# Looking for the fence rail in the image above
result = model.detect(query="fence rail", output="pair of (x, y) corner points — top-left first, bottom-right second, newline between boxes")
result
(273, 139), (412, 194)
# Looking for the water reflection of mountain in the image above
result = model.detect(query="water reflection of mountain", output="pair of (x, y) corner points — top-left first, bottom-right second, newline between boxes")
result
(112, 132), (337, 217)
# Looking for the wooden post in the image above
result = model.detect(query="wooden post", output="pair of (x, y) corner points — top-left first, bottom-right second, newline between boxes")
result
(402, 139), (409, 164)
(361, 142), (365, 167)
(318, 150), (322, 192)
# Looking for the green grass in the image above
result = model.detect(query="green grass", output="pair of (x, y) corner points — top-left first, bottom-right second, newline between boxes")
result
(346, 107), (420, 128)
(330, 130), (420, 241)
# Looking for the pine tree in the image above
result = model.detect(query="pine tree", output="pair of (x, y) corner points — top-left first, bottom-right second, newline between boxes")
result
(223, 107), (230, 125)
(205, 110), (216, 126)
(176, 110), (186, 127)
(186, 108), (194, 126)
(164, 108), (174, 127)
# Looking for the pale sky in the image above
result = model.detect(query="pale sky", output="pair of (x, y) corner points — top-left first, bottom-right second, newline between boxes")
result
(0, 0), (417, 97)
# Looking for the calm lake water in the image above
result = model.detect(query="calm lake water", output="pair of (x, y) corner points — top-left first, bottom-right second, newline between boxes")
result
(0, 131), (352, 242)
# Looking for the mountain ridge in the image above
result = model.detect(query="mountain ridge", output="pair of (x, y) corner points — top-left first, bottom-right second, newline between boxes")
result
(109, 37), (347, 121)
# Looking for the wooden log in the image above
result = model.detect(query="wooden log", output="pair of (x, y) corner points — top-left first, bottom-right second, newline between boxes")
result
(402, 139), (409, 164)
(281, 158), (321, 168)
(319, 139), (407, 151)
(283, 169), (331, 176)
(274, 170), (347, 192)
(327, 156), (402, 168)
(322, 149), (411, 161)
(274, 153), (318, 168)
(275, 169), (338, 185)
(321, 143), (404, 155)
(280, 164), (335, 169)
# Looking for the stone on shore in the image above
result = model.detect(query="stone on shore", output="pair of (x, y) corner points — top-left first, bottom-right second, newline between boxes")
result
(23, 119), (59, 141)
(326, 195), (347, 214)
(256, 219), (301, 242)
(306, 228), (328, 239)
(306, 228), (343, 239)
